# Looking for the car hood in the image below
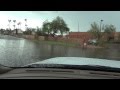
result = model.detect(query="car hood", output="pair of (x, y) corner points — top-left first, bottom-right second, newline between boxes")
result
(25, 57), (120, 69)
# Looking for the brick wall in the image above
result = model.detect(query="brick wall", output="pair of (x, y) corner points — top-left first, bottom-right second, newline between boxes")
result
(68, 32), (94, 44)
(47, 36), (81, 44)
(69, 32), (120, 42)
(23, 35), (35, 39)
(114, 32), (120, 41)
(38, 36), (45, 41)
(69, 32), (94, 40)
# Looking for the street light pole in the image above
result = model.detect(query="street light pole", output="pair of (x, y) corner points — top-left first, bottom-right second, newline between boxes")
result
(100, 20), (103, 40)
(100, 20), (103, 32)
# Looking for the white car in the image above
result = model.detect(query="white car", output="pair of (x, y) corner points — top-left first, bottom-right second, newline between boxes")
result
(88, 39), (98, 45)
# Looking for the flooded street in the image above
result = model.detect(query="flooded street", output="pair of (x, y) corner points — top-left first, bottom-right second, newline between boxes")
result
(0, 35), (120, 67)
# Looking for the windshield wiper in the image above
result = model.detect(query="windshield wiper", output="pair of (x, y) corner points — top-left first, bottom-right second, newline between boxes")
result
(23, 64), (120, 73)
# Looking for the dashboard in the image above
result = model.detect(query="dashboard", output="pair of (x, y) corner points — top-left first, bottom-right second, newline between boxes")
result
(0, 68), (120, 79)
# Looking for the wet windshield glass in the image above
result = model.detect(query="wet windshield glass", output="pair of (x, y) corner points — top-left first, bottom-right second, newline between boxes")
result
(0, 11), (120, 68)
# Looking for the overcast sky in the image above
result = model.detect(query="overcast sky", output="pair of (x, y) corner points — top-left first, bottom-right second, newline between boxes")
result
(0, 11), (120, 32)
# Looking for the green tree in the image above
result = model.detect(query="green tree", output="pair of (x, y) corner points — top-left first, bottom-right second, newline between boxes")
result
(50, 16), (69, 35)
(88, 22), (101, 40)
(42, 20), (52, 35)
(36, 28), (42, 36)
(104, 24), (116, 33)
(104, 24), (116, 41)
(23, 28), (35, 35)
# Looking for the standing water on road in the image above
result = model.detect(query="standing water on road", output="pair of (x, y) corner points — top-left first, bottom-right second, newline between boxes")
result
(0, 35), (120, 67)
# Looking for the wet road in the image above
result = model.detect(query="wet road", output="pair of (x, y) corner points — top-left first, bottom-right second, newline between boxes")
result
(0, 35), (120, 67)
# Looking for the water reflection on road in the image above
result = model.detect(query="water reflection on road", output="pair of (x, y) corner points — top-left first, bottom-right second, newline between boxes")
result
(0, 35), (120, 67)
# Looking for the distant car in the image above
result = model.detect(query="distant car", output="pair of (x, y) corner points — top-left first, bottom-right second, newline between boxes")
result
(88, 39), (98, 45)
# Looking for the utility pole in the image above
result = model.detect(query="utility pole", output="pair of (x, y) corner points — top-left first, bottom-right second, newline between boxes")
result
(100, 20), (103, 32)
(77, 21), (79, 45)
(78, 22), (79, 32)
(100, 20), (103, 40)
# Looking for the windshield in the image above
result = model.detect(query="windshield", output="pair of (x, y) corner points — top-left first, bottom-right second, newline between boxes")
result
(0, 11), (120, 69)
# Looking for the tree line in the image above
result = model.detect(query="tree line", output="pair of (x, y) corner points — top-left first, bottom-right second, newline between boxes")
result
(24, 16), (70, 37)
(1, 16), (120, 42)
(0, 16), (70, 36)
(88, 22), (117, 42)
(8, 19), (27, 30)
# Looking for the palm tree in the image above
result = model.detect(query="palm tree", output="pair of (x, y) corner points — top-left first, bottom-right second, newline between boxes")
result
(17, 22), (19, 29)
(19, 22), (21, 30)
(13, 20), (17, 34)
(13, 20), (16, 30)
(8, 20), (11, 30)
(25, 19), (27, 30)
(17, 22), (22, 30)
